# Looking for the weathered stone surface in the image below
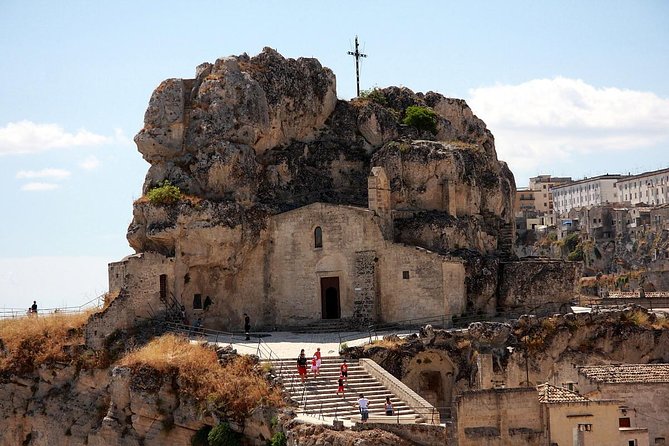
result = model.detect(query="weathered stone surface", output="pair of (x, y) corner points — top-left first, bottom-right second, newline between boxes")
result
(350, 307), (669, 416)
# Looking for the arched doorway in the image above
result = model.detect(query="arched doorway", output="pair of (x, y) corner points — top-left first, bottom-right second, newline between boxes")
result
(320, 277), (340, 319)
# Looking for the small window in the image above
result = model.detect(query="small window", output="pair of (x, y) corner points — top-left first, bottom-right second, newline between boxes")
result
(402, 271), (410, 280)
(578, 424), (592, 432)
(314, 226), (323, 248)
(619, 417), (631, 428)
(159, 274), (167, 300)
(628, 441), (636, 446)
(193, 294), (202, 310)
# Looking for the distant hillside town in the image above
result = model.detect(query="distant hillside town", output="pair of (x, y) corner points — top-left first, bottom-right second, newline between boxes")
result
(515, 167), (669, 297)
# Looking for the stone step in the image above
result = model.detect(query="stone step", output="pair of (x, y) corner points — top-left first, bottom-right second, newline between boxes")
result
(267, 356), (425, 423)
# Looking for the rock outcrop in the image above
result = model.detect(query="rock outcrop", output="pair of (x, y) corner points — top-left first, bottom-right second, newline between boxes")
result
(348, 307), (669, 411)
(129, 48), (514, 259)
(92, 47), (580, 339)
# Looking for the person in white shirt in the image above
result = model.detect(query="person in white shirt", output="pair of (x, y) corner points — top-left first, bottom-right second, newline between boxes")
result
(356, 393), (370, 422)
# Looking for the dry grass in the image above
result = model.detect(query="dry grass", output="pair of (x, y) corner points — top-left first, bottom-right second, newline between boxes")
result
(0, 312), (91, 374)
(364, 336), (406, 351)
(119, 334), (283, 418)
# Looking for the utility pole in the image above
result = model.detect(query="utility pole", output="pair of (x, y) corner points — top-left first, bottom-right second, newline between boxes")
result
(347, 36), (367, 97)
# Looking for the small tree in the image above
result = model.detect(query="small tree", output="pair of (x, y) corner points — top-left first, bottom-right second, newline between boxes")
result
(147, 180), (182, 205)
(402, 105), (438, 134)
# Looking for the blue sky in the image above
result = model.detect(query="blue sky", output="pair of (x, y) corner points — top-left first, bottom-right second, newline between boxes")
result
(1, 1), (668, 309)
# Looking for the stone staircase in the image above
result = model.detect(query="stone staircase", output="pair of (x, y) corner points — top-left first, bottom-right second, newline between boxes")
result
(270, 356), (425, 423)
(498, 223), (514, 259)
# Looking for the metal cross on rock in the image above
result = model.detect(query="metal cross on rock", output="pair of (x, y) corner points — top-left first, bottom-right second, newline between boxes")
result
(347, 36), (367, 97)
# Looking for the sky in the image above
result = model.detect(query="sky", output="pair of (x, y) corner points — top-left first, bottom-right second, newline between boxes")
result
(1, 1), (668, 310)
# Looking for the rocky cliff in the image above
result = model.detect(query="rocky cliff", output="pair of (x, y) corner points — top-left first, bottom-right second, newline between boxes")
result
(348, 306), (669, 410)
(128, 47), (514, 260)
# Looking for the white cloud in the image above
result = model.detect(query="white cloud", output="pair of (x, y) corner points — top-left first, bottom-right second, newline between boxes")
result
(21, 182), (60, 191)
(79, 155), (101, 170)
(0, 120), (111, 155)
(16, 168), (71, 180)
(467, 77), (669, 175)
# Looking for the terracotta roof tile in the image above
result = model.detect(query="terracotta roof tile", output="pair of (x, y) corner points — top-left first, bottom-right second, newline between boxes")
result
(579, 364), (669, 384)
(537, 383), (589, 403)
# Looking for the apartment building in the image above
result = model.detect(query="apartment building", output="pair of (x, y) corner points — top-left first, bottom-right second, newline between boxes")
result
(615, 167), (669, 206)
(528, 175), (572, 214)
(552, 174), (625, 216)
(514, 187), (538, 216)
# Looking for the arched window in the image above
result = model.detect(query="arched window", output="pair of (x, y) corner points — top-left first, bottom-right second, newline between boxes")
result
(314, 226), (323, 248)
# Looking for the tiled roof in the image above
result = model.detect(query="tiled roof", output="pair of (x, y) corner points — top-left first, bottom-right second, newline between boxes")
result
(579, 364), (669, 384)
(537, 384), (589, 403)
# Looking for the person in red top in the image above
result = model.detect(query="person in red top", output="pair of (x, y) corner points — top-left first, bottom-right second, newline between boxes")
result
(311, 355), (318, 377)
(340, 359), (348, 381)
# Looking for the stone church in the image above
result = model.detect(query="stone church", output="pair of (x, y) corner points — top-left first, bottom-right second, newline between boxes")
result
(87, 48), (578, 347)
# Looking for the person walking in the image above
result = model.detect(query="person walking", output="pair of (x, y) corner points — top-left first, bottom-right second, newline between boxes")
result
(340, 359), (348, 382)
(336, 373), (345, 397)
(384, 396), (394, 416)
(296, 349), (308, 383)
(243, 313), (251, 340)
(311, 354), (318, 378)
(313, 347), (322, 377)
(31, 301), (38, 315)
(356, 393), (370, 423)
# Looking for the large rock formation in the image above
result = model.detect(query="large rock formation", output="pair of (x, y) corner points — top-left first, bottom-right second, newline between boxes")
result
(129, 48), (514, 258)
(97, 47), (578, 336)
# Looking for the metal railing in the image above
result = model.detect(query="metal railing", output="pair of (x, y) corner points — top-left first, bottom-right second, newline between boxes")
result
(160, 320), (284, 375)
(0, 293), (105, 320)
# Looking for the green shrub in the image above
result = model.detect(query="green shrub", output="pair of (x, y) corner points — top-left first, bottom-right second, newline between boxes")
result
(402, 105), (438, 134)
(208, 423), (240, 446)
(568, 244), (584, 261)
(147, 180), (182, 205)
(270, 432), (287, 446)
(359, 88), (388, 106)
(563, 232), (580, 253)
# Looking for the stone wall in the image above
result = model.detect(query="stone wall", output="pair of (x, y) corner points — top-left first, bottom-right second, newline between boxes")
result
(377, 245), (465, 323)
(497, 259), (581, 313)
(454, 388), (544, 446)
(354, 422), (450, 446)
(87, 253), (174, 349)
(267, 203), (465, 327)
(104, 202), (467, 337)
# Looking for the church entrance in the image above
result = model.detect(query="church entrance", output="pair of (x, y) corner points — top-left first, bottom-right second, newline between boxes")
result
(320, 276), (340, 319)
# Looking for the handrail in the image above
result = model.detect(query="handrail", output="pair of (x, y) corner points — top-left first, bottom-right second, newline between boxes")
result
(161, 320), (283, 371)
(0, 293), (105, 320)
